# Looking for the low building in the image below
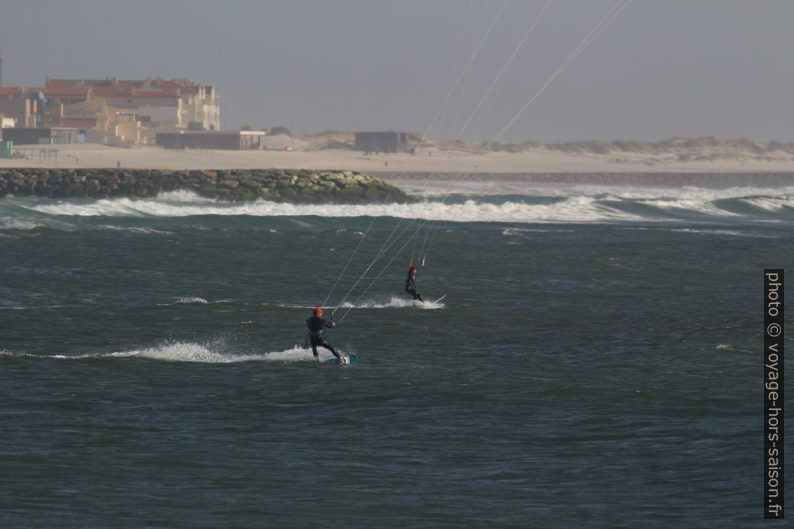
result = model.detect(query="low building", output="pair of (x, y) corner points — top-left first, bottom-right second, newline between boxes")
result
(355, 131), (410, 153)
(1, 127), (80, 145)
(155, 130), (265, 150)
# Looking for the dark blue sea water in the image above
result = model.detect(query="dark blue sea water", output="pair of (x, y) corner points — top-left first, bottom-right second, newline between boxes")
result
(1, 182), (792, 528)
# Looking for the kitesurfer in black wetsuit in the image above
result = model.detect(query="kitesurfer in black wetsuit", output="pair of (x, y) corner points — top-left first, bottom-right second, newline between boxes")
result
(306, 307), (342, 361)
(405, 263), (423, 301)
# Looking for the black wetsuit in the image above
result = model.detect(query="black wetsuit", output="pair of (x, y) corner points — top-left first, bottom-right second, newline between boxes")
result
(405, 269), (423, 301)
(306, 315), (341, 360)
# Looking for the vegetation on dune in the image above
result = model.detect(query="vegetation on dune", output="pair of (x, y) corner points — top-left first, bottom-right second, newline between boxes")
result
(268, 126), (294, 137)
(486, 137), (794, 160)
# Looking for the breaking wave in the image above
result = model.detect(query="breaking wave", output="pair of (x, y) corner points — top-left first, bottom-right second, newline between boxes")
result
(25, 194), (638, 223)
(2, 186), (794, 224)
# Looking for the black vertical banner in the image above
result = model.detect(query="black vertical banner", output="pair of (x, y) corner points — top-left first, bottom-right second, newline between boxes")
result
(764, 269), (784, 519)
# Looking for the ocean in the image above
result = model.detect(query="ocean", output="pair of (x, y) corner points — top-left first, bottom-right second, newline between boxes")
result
(1, 178), (791, 528)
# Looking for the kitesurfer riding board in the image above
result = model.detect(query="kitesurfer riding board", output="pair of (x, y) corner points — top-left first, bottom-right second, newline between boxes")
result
(306, 307), (348, 363)
(405, 261), (423, 302)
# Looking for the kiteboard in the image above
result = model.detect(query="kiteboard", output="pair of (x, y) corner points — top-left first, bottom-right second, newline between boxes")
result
(430, 294), (446, 304)
(326, 353), (358, 366)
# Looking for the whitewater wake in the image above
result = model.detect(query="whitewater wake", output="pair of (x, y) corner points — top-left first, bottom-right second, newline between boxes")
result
(279, 296), (445, 311)
(337, 295), (445, 310)
(155, 297), (233, 306)
(0, 342), (340, 364)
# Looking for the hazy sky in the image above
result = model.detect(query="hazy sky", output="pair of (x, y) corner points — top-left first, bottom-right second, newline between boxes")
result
(1, 0), (792, 141)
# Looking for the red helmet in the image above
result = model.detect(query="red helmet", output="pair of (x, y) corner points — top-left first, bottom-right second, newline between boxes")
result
(313, 306), (324, 316)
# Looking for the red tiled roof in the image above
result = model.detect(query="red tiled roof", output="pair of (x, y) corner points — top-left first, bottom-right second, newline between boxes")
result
(91, 86), (179, 99)
(47, 78), (200, 95)
(88, 86), (134, 97)
(0, 86), (90, 98)
(40, 87), (90, 97)
(7, 79), (203, 99)
(0, 87), (27, 96)
(124, 92), (181, 99)
(45, 79), (84, 87)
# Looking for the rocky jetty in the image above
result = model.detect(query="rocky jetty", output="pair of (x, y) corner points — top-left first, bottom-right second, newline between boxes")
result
(0, 168), (408, 203)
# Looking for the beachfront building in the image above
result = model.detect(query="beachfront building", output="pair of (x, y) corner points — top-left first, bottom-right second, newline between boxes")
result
(355, 131), (410, 153)
(0, 78), (220, 146)
(47, 78), (220, 144)
(39, 97), (141, 145)
(0, 127), (81, 145)
(0, 88), (42, 128)
(155, 130), (266, 150)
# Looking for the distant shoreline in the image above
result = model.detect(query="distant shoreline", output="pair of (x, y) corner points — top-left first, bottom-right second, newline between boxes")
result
(3, 143), (794, 176)
(373, 171), (794, 189)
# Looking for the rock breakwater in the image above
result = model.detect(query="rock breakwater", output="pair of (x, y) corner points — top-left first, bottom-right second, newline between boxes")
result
(0, 168), (408, 203)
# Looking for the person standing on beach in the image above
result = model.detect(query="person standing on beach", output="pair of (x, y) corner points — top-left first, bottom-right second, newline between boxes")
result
(306, 307), (343, 362)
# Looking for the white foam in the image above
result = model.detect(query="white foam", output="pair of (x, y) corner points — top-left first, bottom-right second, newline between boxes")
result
(0, 218), (48, 230)
(15, 186), (794, 223)
(338, 295), (445, 310)
(669, 228), (775, 238)
(0, 216), (82, 232)
(156, 190), (216, 203)
(129, 343), (337, 364)
(26, 193), (640, 223)
(714, 343), (752, 353)
(176, 297), (209, 304)
(502, 226), (575, 237)
(157, 297), (232, 306)
(7, 342), (335, 364)
(277, 295), (445, 311)
(599, 185), (794, 201)
(635, 198), (739, 217)
(742, 196), (794, 211)
(97, 224), (174, 235)
(130, 342), (263, 363)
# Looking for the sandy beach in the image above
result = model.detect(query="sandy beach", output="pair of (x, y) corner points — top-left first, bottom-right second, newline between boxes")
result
(3, 143), (794, 176)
